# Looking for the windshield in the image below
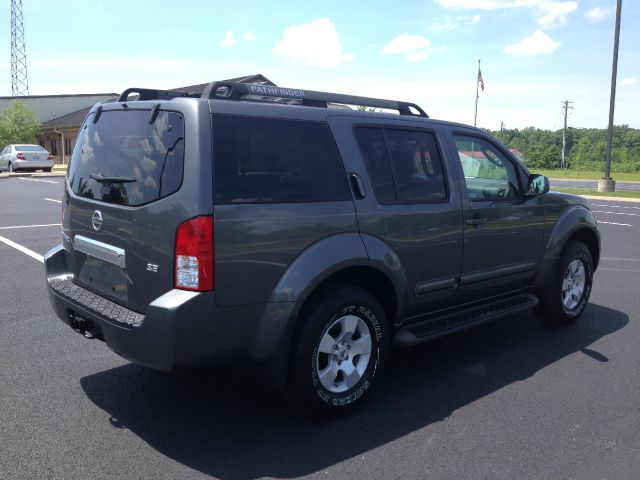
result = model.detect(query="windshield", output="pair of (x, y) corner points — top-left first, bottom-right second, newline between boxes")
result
(68, 109), (185, 206)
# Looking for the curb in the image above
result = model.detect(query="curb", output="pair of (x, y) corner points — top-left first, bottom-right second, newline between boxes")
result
(0, 172), (66, 179)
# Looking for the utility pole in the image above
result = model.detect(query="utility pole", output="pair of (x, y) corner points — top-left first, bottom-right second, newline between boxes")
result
(599, 0), (622, 193)
(561, 100), (573, 170)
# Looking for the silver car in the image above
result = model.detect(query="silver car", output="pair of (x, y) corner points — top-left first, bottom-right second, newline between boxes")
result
(0, 144), (54, 173)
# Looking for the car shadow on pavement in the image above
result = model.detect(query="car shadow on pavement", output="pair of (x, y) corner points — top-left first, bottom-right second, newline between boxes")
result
(80, 303), (626, 480)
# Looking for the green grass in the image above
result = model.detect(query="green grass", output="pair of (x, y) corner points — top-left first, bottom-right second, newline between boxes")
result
(534, 168), (640, 182)
(553, 187), (640, 198)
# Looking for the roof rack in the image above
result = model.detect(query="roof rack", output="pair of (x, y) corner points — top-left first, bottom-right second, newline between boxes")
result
(200, 81), (428, 117)
(117, 88), (200, 102)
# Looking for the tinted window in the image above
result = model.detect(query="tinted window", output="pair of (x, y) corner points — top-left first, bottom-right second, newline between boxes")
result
(68, 110), (184, 206)
(454, 135), (519, 200)
(355, 127), (447, 204)
(213, 116), (350, 204)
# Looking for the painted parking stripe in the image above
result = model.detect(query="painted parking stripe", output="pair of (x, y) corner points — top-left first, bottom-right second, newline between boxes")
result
(45, 198), (62, 203)
(17, 177), (60, 184)
(601, 257), (640, 262)
(593, 210), (640, 217)
(0, 235), (44, 263)
(0, 223), (61, 230)
(597, 221), (632, 226)
(591, 203), (640, 210)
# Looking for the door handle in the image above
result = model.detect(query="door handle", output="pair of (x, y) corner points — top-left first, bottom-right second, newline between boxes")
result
(465, 217), (488, 226)
(349, 172), (366, 199)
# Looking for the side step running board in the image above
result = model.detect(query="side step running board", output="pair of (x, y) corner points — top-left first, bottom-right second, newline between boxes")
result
(394, 293), (539, 347)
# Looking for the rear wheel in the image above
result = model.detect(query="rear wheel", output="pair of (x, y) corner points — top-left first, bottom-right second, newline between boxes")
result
(536, 241), (593, 325)
(44, 168), (52, 172)
(284, 284), (389, 418)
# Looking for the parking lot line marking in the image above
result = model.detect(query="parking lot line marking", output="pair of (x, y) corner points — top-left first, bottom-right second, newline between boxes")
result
(598, 221), (632, 226)
(602, 257), (640, 262)
(593, 211), (640, 217)
(591, 204), (640, 210)
(17, 177), (60, 184)
(0, 223), (61, 230)
(0, 235), (44, 263)
(45, 198), (62, 203)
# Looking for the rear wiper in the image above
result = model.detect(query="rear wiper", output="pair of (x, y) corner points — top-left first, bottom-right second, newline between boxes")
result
(90, 173), (137, 183)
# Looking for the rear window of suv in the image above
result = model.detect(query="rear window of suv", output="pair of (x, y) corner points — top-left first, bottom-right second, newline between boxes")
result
(68, 110), (185, 206)
(213, 115), (351, 204)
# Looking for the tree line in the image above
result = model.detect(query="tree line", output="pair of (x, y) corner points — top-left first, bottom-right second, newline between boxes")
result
(490, 125), (640, 172)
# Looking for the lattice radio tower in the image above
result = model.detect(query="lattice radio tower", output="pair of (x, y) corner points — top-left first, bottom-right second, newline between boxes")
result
(10, 0), (29, 96)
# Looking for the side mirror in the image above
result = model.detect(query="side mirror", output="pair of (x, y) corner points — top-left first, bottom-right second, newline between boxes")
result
(527, 174), (550, 196)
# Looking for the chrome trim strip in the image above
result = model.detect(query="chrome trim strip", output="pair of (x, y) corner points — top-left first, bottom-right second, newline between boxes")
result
(74, 235), (125, 268)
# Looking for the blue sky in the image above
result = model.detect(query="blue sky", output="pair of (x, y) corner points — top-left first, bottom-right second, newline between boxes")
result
(1, 0), (638, 130)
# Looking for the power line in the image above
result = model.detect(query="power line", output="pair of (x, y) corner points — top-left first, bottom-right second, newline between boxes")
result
(10, 0), (29, 96)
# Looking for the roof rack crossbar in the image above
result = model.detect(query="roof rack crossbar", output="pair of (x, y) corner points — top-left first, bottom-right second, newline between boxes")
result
(117, 88), (200, 102)
(200, 81), (428, 117)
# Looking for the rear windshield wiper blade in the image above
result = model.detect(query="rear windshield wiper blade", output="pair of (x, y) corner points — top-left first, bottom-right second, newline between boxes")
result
(90, 173), (137, 183)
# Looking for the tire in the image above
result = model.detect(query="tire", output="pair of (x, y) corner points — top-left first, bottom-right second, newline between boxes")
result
(44, 168), (52, 172)
(536, 240), (593, 325)
(284, 284), (389, 418)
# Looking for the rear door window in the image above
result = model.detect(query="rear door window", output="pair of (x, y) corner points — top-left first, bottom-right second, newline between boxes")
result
(68, 110), (185, 206)
(355, 127), (447, 204)
(213, 115), (351, 204)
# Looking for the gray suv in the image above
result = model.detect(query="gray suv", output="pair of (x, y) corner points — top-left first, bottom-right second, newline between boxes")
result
(45, 81), (599, 417)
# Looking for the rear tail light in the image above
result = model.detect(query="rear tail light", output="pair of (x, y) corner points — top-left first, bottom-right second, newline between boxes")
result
(174, 216), (214, 291)
(47, 153), (53, 160)
(16, 153), (25, 160)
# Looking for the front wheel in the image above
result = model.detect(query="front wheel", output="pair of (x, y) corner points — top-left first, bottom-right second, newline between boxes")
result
(536, 241), (593, 325)
(284, 284), (389, 418)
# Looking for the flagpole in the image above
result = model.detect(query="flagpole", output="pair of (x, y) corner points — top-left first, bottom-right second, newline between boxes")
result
(474, 59), (480, 127)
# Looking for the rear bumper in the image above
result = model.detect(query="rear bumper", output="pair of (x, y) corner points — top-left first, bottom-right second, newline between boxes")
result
(13, 159), (54, 169)
(44, 244), (295, 371)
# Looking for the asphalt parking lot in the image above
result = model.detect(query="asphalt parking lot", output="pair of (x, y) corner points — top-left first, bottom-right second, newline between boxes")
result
(1, 176), (640, 480)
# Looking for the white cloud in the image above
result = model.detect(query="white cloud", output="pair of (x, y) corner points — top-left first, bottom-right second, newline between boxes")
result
(585, 7), (611, 23)
(621, 78), (637, 87)
(435, 1), (577, 29)
(273, 18), (354, 68)
(241, 32), (259, 42)
(537, 1), (577, 27)
(221, 30), (235, 48)
(471, 14), (482, 24)
(383, 34), (431, 55)
(504, 29), (560, 56)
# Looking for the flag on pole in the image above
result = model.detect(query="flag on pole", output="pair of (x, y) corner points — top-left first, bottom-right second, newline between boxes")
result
(478, 68), (485, 91)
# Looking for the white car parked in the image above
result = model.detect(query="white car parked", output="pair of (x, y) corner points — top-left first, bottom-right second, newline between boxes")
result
(0, 144), (54, 173)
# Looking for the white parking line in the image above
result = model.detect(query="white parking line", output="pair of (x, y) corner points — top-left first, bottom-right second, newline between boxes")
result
(45, 198), (62, 203)
(598, 221), (632, 226)
(591, 204), (640, 210)
(602, 257), (640, 262)
(17, 177), (60, 184)
(0, 223), (61, 230)
(593, 210), (640, 217)
(0, 235), (44, 263)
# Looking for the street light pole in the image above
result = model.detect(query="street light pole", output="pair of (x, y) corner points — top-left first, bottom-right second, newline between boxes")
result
(599, 0), (622, 192)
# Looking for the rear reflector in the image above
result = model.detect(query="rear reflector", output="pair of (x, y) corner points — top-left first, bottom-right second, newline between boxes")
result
(174, 216), (214, 291)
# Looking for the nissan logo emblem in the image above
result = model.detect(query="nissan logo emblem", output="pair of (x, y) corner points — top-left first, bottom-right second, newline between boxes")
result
(91, 210), (103, 231)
